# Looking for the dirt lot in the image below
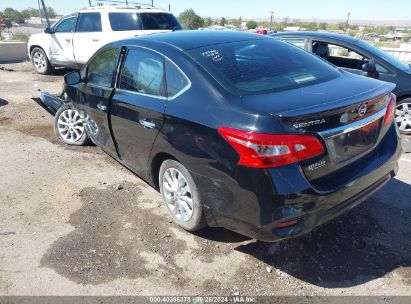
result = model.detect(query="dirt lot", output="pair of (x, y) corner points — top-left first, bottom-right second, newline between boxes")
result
(0, 61), (411, 297)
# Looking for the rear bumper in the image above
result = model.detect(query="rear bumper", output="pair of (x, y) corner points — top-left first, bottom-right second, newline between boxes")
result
(199, 125), (401, 242)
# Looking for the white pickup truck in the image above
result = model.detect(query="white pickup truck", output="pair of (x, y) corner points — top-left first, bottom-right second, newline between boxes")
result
(28, 5), (182, 74)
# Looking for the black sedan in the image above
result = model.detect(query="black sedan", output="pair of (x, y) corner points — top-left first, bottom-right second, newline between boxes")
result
(273, 31), (411, 134)
(55, 31), (400, 241)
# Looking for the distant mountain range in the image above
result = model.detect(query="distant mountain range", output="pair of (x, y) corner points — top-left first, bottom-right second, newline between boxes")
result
(250, 18), (411, 27)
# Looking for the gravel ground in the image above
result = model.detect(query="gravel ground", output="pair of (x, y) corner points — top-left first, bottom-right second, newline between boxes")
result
(0, 61), (410, 297)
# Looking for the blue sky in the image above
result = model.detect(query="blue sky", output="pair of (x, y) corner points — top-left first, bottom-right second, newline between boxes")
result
(1, 0), (410, 20)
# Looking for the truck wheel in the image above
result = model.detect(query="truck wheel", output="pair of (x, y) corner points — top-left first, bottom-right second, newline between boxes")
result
(54, 104), (90, 146)
(396, 98), (411, 135)
(159, 159), (207, 232)
(31, 47), (53, 75)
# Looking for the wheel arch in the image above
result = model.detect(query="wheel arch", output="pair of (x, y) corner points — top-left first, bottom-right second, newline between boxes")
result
(150, 152), (178, 189)
(397, 94), (411, 103)
(29, 45), (51, 61)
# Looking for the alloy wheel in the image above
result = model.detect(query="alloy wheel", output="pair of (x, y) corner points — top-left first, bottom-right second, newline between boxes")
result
(33, 51), (47, 73)
(396, 102), (411, 133)
(162, 168), (194, 222)
(57, 109), (85, 143)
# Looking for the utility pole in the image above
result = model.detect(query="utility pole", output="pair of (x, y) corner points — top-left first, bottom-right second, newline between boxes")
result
(345, 12), (351, 32)
(39, 0), (51, 29)
(151, 0), (154, 7)
(269, 11), (275, 31)
(37, 0), (43, 28)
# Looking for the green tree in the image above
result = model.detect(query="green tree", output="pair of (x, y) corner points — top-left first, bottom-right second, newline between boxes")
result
(246, 20), (258, 30)
(337, 22), (346, 31)
(178, 9), (204, 30)
(220, 17), (227, 26)
(4, 18), (12, 29)
(318, 22), (327, 30)
(204, 17), (212, 27)
(46, 7), (57, 18)
(21, 7), (38, 19)
(3, 8), (23, 23)
(306, 22), (317, 31)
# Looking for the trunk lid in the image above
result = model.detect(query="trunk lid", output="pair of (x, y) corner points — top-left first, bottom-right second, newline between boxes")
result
(241, 73), (396, 187)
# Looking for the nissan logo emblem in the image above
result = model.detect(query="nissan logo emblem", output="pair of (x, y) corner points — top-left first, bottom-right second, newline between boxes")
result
(358, 104), (367, 116)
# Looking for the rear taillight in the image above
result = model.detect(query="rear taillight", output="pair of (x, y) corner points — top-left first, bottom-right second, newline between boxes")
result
(218, 127), (324, 169)
(383, 93), (396, 126)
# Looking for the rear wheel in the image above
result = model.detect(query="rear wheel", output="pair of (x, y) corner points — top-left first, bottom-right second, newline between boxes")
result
(31, 47), (53, 75)
(159, 159), (206, 231)
(396, 98), (411, 134)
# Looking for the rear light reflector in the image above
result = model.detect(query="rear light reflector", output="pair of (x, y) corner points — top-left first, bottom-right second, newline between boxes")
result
(218, 127), (324, 168)
(275, 220), (299, 228)
(383, 93), (396, 126)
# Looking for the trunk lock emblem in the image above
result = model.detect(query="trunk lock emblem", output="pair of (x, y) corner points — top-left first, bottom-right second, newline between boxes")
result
(358, 104), (367, 116)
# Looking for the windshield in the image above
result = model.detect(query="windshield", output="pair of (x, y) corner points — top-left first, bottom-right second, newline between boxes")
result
(188, 39), (340, 95)
(356, 40), (410, 72)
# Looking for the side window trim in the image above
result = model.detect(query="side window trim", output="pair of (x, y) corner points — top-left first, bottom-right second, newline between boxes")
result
(115, 45), (191, 101)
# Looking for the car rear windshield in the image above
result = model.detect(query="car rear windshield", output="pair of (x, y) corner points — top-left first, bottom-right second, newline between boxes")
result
(109, 12), (182, 31)
(188, 39), (341, 95)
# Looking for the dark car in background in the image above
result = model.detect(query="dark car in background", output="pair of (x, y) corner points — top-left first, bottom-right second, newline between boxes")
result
(55, 31), (400, 241)
(273, 31), (411, 134)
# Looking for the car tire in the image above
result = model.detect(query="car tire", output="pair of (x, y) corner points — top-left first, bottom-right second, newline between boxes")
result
(31, 47), (53, 75)
(396, 98), (411, 135)
(54, 104), (91, 146)
(159, 159), (207, 232)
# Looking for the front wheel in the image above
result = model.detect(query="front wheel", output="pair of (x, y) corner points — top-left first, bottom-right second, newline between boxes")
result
(31, 47), (53, 75)
(159, 159), (207, 232)
(54, 104), (90, 146)
(396, 98), (411, 134)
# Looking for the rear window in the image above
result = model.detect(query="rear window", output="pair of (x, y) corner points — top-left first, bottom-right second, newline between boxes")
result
(140, 13), (182, 30)
(109, 13), (142, 31)
(76, 13), (102, 32)
(188, 39), (340, 95)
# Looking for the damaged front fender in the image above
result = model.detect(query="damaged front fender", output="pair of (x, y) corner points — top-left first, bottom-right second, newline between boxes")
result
(37, 90), (65, 115)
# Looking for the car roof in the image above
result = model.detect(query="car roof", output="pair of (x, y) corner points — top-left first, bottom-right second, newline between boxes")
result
(125, 30), (271, 51)
(273, 31), (360, 44)
(77, 5), (168, 14)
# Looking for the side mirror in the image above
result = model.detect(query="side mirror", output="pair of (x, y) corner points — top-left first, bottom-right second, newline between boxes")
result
(64, 71), (82, 85)
(44, 27), (53, 34)
(362, 62), (379, 79)
(362, 62), (376, 73)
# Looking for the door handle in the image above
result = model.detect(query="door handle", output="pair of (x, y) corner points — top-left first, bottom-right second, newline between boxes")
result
(97, 103), (107, 112)
(139, 118), (156, 129)
(65, 38), (71, 42)
(92, 38), (100, 42)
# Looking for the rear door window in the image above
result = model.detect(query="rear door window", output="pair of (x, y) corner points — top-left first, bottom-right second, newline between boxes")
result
(313, 41), (369, 71)
(119, 48), (166, 97)
(109, 13), (143, 31)
(76, 13), (102, 32)
(140, 13), (182, 30)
